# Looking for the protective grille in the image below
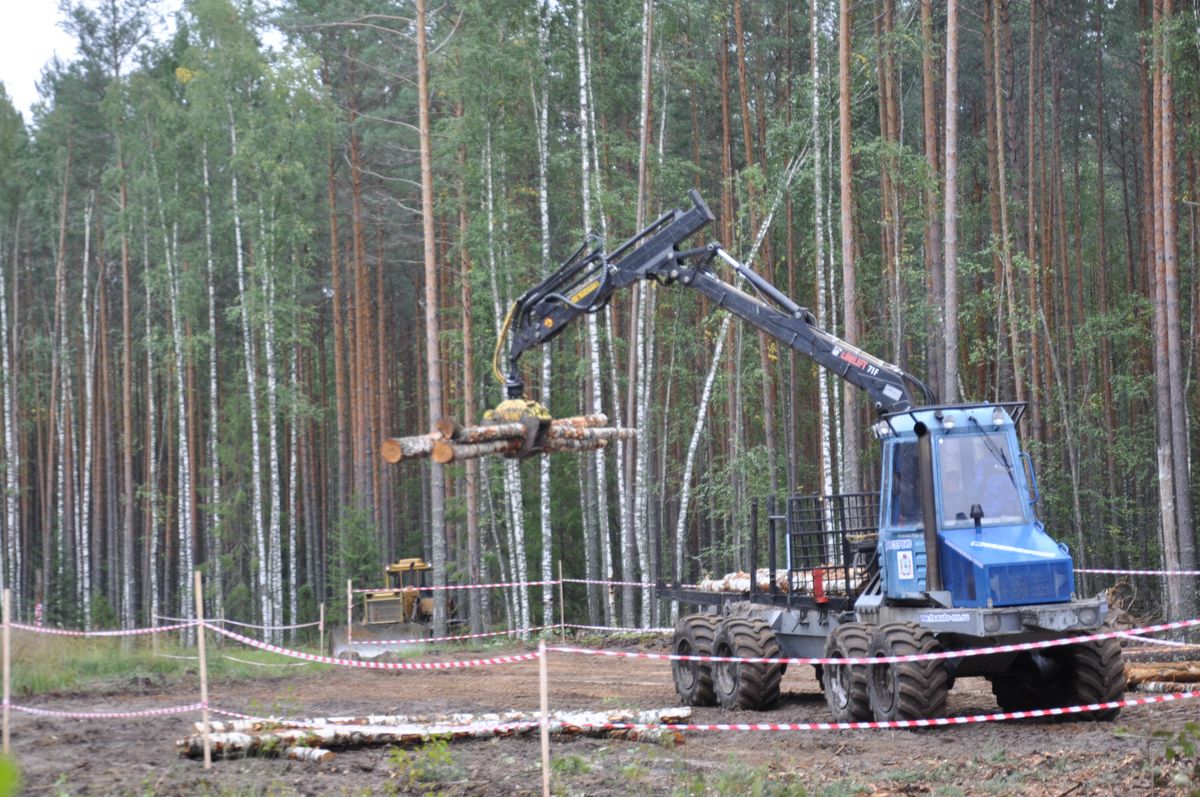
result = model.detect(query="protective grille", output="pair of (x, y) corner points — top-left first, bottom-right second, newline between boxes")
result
(987, 562), (1071, 605)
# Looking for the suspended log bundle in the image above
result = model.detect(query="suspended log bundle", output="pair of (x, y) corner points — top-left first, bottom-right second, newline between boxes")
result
(382, 413), (634, 464)
(178, 707), (692, 760)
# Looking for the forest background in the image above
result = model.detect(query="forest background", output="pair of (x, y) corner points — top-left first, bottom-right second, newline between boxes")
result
(0, 0), (1197, 641)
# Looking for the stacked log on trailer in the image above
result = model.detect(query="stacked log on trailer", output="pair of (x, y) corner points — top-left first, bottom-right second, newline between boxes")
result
(381, 413), (634, 464)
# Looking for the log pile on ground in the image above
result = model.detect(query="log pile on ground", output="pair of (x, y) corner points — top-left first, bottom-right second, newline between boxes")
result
(178, 707), (692, 761)
(381, 413), (634, 464)
(1123, 641), (1200, 692)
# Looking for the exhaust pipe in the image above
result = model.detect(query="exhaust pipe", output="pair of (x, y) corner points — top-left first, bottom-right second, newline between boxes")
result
(914, 421), (942, 592)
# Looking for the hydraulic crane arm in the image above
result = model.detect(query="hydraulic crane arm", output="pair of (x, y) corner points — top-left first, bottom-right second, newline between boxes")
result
(495, 190), (936, 416)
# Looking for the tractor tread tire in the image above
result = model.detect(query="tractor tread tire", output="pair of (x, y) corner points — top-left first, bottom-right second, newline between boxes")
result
(671, 614), (719, 707)
(823, 623), (872, 722)
(1069, 637), (1126, 721)
(988, 672), (1057, 713)
(712, 617), (783, 711)
(867, 623), (949, 722)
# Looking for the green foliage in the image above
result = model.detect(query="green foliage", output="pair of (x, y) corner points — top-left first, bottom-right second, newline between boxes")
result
(1154, 722), (1200, 794)
(387, 736), (463, 794)
(329, 503), (383, 608)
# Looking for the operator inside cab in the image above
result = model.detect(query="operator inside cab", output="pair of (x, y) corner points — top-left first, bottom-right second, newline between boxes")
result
(939, 435), (1026, 526)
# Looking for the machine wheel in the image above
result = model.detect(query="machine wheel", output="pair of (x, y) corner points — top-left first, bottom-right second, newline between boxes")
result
(671, 614), (719, 706)
(822, 623), (872, 722)
(711, 617), (784, 710)
(1066, 637), (1126, 721)
(866, 623), (949, 722)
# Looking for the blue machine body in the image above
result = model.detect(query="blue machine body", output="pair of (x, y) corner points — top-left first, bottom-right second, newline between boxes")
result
(875, 405), (1075, 608)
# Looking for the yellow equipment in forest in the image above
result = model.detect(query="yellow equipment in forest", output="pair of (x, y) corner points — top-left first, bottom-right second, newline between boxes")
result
(331, 558), (454, 657)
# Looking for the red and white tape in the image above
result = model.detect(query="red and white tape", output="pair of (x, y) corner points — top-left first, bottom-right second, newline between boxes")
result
(7, 701), (203, 719)
(561, 578), (657, 588)
(1077, 567), (1200, 576)
(217, 618), (322, 631)
(11, 620), (197, 637)
(354, 626), (556, 646)
(353, 579), (559, 595)
(207, 622), (542, 670)
(561, 690), (1200, 732)
(560, 624), (673, 634)
(551, 615), (1200, 666)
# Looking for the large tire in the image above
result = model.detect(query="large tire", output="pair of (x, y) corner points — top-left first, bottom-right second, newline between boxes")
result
(711, 617), (784, 710)
(823, 623), (872, 722)
(671, 614), (718, 706)
(866, 623), (949, 722)
(1067, 637), (1126, 721)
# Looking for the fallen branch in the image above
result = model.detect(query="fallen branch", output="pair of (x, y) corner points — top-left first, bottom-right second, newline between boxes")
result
(180, 707), (691, 760)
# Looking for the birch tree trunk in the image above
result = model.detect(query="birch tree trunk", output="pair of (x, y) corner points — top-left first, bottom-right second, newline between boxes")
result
(79, 193), (94, 623)
(0, 222), (16, 596)
(259, 208), (283, 644)
(534, 0), (555, 631)
(228, 101), (269, 631)
(201, 143), (224, 621)
(813, 0), (835, 500)
(143, 223), (159, 627)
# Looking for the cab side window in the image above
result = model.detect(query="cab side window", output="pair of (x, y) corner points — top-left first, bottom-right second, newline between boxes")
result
(889, 442), (922, 527)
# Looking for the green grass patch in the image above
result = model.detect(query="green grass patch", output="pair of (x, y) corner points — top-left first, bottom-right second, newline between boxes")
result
(10, 632), (329, 697)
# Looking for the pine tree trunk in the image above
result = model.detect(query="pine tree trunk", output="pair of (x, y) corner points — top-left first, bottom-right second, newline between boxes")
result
(942, 0), (961, 401)
(837, 0), (862, 487)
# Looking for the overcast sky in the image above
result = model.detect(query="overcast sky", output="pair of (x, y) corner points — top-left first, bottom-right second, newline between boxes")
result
(0, 3), (80, 120)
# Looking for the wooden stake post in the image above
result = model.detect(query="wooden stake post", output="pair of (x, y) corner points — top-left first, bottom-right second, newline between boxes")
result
(539, 639), (550, 797)
(346, 580), (353, 656)
(194, 571), (211, 769)
(557, 561), (566, 641)
(3, 588), (10, 755)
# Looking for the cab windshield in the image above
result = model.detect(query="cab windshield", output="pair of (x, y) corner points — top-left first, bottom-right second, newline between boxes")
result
(937, 432), (1027, 527)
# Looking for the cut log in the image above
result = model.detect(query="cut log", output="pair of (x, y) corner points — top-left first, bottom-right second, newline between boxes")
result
(179, 707), (691, 760)
(380, 433), (438, 464)
(548, 414), (608, 430)
(287, 746), (335, 762)
(432, 438), (522, 464)
(436, 418), (528, 443)
(1125, 662), (1200, 685)
(546, 426), (637, 442)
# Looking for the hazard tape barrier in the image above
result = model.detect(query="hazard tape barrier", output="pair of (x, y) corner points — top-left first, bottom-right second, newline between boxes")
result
(1119, 633), (1200, 649)
(561, 624), (673, 634)
(353, 579), (560, 595)
(554, 690), (1200, 732)
(154, 615), (318, 632)
(561, 578), (657, 588)
(207, 622), (542, 670)
(11, 620), (197, 637)
(1077, 567), (1200, 576)
(355, 625), (557, 646)
(551, 615), (1200, 666)
(6, 701), (204, 719)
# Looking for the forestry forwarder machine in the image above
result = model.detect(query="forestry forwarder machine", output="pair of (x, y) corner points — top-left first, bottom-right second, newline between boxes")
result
(490, 190), (1126, 723)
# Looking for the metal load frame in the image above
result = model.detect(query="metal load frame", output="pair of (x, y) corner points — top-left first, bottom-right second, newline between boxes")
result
(655, 492), (881, 614)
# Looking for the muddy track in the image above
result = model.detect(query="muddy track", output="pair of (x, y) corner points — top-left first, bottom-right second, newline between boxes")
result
(14, 645), (1198, 795)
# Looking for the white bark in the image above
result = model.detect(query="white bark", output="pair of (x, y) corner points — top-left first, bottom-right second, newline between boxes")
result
(228, 101), (269, 632)
(288, 337), (299, 639)
(0, 224), (16, 597)
(79, 193), (94, 621)
(144, 222), (159, 627)
(534, 3), (554, 630)
(201, 144), (224, 621)
(484, 131), (529, 631)
(813, 0), (834, 502)
(152, 155), (194, 625)
(259, 205), (283, 646)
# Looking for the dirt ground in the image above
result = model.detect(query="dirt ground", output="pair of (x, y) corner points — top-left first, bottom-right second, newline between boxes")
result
(13, 640), (1200, 796)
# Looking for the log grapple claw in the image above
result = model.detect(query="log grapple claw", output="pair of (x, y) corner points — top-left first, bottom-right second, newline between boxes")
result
(482, 399), (552, 458)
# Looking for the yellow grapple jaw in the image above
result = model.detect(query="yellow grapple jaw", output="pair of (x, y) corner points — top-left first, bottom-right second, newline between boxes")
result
(482, 398), (552, 458)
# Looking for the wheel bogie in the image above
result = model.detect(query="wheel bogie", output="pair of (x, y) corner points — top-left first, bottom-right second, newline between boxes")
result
(866, 623), (949, 722)
(711, 617), (783, 711)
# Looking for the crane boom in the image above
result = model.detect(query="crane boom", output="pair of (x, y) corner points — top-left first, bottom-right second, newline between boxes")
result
(497, 190), (936, 415)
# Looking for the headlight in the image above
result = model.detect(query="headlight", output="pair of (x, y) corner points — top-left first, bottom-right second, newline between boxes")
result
(992, 407), (1006, 426)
